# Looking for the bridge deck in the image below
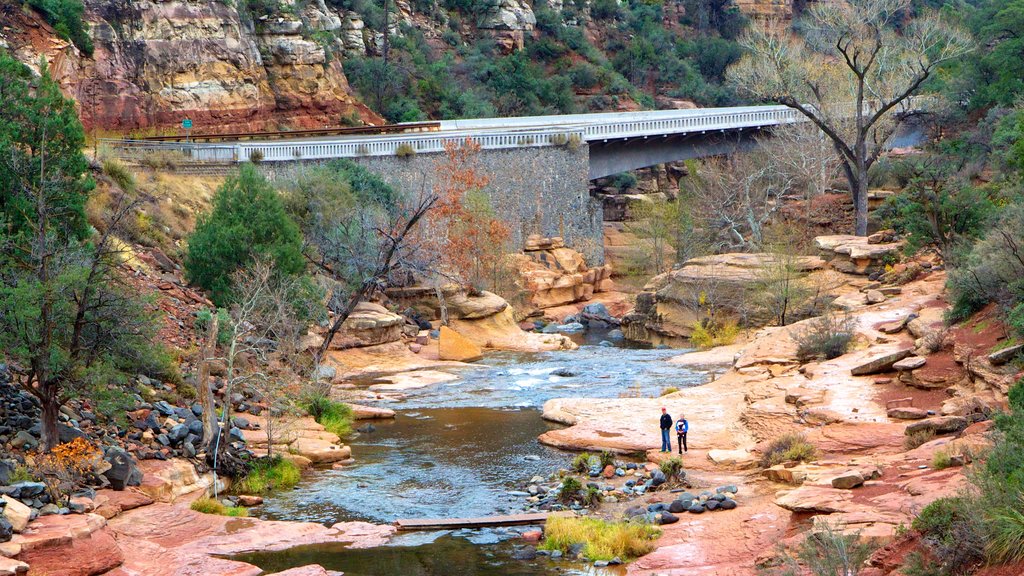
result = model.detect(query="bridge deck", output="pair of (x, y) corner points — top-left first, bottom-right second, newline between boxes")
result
(101, 105), (804, 164)
(394, 512), (570, 531)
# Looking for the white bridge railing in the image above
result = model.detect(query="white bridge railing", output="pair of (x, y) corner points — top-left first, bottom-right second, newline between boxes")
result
(101, 105), (804, 164)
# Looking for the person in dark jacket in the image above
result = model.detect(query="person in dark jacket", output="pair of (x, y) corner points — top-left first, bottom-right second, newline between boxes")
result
(675, 415), (688, 454)
(659, 407), (672, 452)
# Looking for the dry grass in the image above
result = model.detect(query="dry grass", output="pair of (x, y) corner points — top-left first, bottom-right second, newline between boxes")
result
(540, 516), (661, 561)
(85, 168), (221, 257)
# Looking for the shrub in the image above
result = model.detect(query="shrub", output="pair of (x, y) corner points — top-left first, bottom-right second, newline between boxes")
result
(184, 164), (305, 306)
(598, 451), (615, 468)
(932, 450), (952, 470)
(904, 429), (935, 451)
(911, 497), (985, 573)
(582, 486), (603, 507)
(190, 497), (249, 517)
(794, 313), (855, 363)
(988, 505), (1024, 564)
(8, 465), (37, 483)
(946, 202), (1024, 324)
(660, 387), (680, 396)
(550, 133), (569, 146)
(572, 452), (593, 474)
(395, 143), (417, 157)
(759, 433), (817, 468)
(773, 521), (874, 576)
(567, 134), (582, 150)
(248, 149), (264, 164)
(539, 516), (661, 561)
(31, 437), (102, 506)
(140, 149), (186, 171)
(558, 476), (583, 502)
(304, 396), (353, 438)
(659, 457), (683, 478)
(28, 0), (93, 55)
(233, 456), (301, 494)
(102, 158), (136, 193)
(689, 318), (739, 350)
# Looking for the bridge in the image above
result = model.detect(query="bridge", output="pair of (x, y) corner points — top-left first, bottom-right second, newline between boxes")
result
(105, 105), (802, 180)
(102, 105), (818, 264)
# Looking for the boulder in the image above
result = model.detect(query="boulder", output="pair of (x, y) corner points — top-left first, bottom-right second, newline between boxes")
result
(0, 497), (30, 533)
(830, 471), (865, 489)
(989, 344), (1024, 366)
(905, 416), (968, 436)
(328, 302), (405, 350)
(446, 291), (508, 319)
(103, 447), (143, 491)
(864, 290), (886, 304)
(0, 557), (28, 576)
(850, 349), (913, 376)
(438, 326), (483, 362)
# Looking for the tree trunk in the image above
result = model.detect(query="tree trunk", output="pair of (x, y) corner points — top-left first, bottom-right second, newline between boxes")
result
(40, 391), (60, 451)
(198, 313), (219, 451)
(435, 285), (449, 326)
(853, 167), (869, 236)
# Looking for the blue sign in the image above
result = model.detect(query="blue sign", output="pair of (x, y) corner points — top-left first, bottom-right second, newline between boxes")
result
(182, 118), (193, 129)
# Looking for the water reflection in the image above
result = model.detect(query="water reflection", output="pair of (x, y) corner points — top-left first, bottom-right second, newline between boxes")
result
(234, 535), (625, 576)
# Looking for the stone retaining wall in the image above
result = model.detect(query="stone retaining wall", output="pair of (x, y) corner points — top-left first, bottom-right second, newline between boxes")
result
(258, 145), (604, 264)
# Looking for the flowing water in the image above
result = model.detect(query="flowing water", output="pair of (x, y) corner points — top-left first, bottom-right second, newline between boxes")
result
(244, 337), (708, 575)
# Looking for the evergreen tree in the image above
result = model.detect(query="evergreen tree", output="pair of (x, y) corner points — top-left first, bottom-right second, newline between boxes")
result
(185, 164), (306, 306)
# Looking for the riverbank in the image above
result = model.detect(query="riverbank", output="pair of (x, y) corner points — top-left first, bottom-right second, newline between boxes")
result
(532, 268), (1017, 575)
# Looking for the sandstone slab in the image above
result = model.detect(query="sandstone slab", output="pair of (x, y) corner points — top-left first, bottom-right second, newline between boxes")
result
(893, 356), (926, 371)
(887, 407), (928, 420)
(348, 404), (396, 420)
(850, 349), (912, 376)
(775, 486), (852, 513)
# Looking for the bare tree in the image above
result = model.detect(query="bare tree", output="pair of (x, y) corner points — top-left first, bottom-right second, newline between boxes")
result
(280, 166), (438, 365)
(727, 0), (973, 235)
(684, 150), (796, 251)
(766, 122), (842, 209)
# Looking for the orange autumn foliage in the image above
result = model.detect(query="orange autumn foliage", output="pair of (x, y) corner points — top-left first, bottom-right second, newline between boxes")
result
(427, 139), (511, 292)
(32, 437), (102, 504)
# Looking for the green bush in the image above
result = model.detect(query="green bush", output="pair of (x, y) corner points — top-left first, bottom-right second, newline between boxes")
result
(659, 457), (683, 478)
(190, 497), (249, 517)
(581, 486), (603, 507)
(28, 0), (93, 55)
(234, 456), (301, 494)
(759, 433), (817, 468)
(946, 202), (1024, 324)
(184, 164), (305, 306)
(932, 450), (952, 470)
(598, 451), (615, 468)
(875, 166), (996, 259)
(558, 476), (583, 502)
(572, 452), (593, 474)
(911, 497), (985, 573)
(304, 396), (353, 438)
(795, 314), (855, 363)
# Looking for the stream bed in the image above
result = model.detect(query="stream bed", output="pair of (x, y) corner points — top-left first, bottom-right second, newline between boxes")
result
(244, 340), (708, 575)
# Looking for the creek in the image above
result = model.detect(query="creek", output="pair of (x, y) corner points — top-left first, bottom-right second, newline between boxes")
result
(244, 335), (708, 575)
